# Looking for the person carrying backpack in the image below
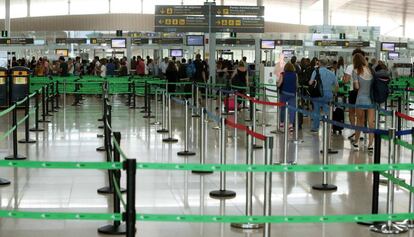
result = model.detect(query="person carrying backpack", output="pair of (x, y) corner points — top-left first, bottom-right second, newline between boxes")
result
(308, 58), (339, 133)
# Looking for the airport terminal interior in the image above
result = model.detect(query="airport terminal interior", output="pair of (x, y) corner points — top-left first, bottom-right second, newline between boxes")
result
(0, 0), (414, 236)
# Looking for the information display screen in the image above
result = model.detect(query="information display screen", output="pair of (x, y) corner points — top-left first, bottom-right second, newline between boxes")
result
(388, 52), (399, 60)
(186, 35), (204, 46)
(55, 49), (68, 57)
(111, 38), (127, 48)
(170, 49), (183, 57)
(381, 42), (395, 51)
(282, 50), (295, 57)
(260, 40), (275, 49)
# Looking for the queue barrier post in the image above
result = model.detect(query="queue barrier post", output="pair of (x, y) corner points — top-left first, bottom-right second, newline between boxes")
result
(157, 91), (168, 133)
(280, 102), (289, 164)
(50, 83), (57, 113)
(312, 115), (337, 191)
(192, 108), (213, 175)
(192, 84), (200, 118)
(231, 128), (263, 229)
(140, 81), (148, 113)
(260, 88), (270, 127)
(403, 127), (414, 228)
(55, 81), (60, 109)
(252, 102), (263, 149)
(263, 136), (274, 237)
(151, 89), (160, 125)
(132, 81), (136, 109)
(292, 89), (301, 143)
(96, 100), (108, 152)
(162, 95), (178, 143)
(98, 131), (127, 234)
(321, 103), (338, 154)
(370, 128), (408, 234)
(18, 95), (36, 144)
(125, 158), (137, 237)
(127, 81), (132, 107)
(143, 83), (154, 119)
(358, 106), (382, 226)
(5, 103), (27, 160)
(39, 86), (50, 123)
(177, 99), (196, 156)
(98, 82), (107, 122)
(209, 117), (236, 199)
(45, 84), (53, 116)
(30, 90), (44, 132)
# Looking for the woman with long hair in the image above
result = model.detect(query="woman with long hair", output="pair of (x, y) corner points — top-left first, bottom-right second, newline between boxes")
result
(277, 62), (298, 132)
(351, 53), (375, 151)
(166, 61), (178, 92)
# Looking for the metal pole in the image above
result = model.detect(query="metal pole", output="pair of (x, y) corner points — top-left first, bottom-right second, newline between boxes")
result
(98, 131), (126, 234)
(281, 103), (289, 164)
(5, 104), (26, 160)
(192, 108), (213, 174)
(18, 96), (36, 144)
(231, 129), (263, 229)
(39, 86), (50, 123)
(178, 100), (195, 156)
(163, 95), (178, 143)
(55, 81), (60, 109)
(152, 89), (160, 125)
(157, 91), (168, 133)
(312, 116), (337, 191)
(326, 103), (338, 154)
(370, 128), (408, 233)
(404, 127), (414, 228)
(252, 102), (262, 149)
(294, 90), (299, 142)
(192, 84), (200, 118)
(234, 94), (238, 138)
(210, 117), (236, 198)
(30, 90), (44, 132)
(263, 136), (273, 237)
(125, 159), (137, 237)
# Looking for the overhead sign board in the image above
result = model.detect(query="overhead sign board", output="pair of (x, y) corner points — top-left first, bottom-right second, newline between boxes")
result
(275, 40), (303, 46)
(315, 40), (370, 47)
(89, 38), (111, 44)
(56, 38), (87, 44)
(0, 38), (34, 45)
(131, 38), (149, 45)
(214, 6), (264, 16)
(155, 5), (207, 16)
(152, 38), (183, 45)
(216, 38), (255, 45)
(154, 4), (264, 33)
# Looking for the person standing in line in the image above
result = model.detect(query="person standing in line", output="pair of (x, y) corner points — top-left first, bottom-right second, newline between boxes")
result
(136, 56), (145, 76)
(309, 58), (339, 133)
(166, 61), (178, 93)
(106, 58), (116, 77)
(343, 49), (365, 141)
(97, 58), (107, 78)
(159, 57), (169, 78)
(351, 54), (375, 151)
(277, 62), (298, 132)
(231, 60), (249, 99)
(67, 58), (74, 76)
(130, 56), (137, 75)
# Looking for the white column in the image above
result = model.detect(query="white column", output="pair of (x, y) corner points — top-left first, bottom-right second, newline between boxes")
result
(108, 0), (111, 13)
(323, 0), (329, 26)
(68, 0), (71, 15)
(402, 0), (408, 37)
(5, 0), (10, 33)
(257, 0), (263, 6)
(141, 0), (144, 14)
(299, 0), (303, 24)
(27, 0), (30, 17)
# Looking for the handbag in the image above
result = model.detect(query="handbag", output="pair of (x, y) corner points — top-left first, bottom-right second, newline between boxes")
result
(308, 68), (324, 98)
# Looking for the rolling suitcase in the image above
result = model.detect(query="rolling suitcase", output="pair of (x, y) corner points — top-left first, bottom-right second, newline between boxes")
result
(332, 107), (344, 134)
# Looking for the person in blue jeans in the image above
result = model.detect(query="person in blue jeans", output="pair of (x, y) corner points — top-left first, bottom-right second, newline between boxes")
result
(309, 59), (339, 133)
(277, 62), (297, 132)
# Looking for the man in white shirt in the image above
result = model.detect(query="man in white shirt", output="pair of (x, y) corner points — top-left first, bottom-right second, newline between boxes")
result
(343, 48), (365, 141)
(97, 59), (107, 78)
(159, 57), (169, 78)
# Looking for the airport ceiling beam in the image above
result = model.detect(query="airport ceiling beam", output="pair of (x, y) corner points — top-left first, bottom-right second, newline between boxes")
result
(366, 0), (371, 26)
(257, 0), (263, 6)
(27, 0), (30, 17)
(323, 0), (329, 25)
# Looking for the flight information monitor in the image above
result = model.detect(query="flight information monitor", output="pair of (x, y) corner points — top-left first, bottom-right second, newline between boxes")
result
(55, 49), (68, 57)
(186, 35), (204, 46)
(381, 42), (395, 51)
(388, 52), (399, 60)
(260, 40), (275, 49)
(111, 38), (127, 48)
(170, 49), (183, 57)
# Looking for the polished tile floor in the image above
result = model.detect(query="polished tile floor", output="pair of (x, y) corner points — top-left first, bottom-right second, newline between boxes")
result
(0, 95), (413, 237)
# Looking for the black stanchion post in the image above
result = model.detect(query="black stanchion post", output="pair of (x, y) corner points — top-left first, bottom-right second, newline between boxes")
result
(50, 83), (57, 112)
(127, 81), (132, 107)
(143, 84), (154, 119)
(156, 91), (168, 133)
(97, 100), (108, 151)
(163, 95), (178, 143)
(46, 84), (52, 116)
(55, 81), (60, 109)
(192, 108), (213, 174)
(39, 86), (50, 123)
(263, 136), (273, 237)
(141, 81), (148, 113)
(5, 103), (27, 160)
(125, 159), (137, 237)
(30, 90), (44, 132)
(132, 81), (136, 109)
(18, 96), (36, 144)
(98, 131), (126, 234)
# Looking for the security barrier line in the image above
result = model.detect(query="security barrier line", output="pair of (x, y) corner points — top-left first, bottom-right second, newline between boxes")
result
(0, 210), (122, 221)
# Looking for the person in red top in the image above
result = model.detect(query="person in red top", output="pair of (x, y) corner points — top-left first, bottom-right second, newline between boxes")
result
(136, 56), (146, 76)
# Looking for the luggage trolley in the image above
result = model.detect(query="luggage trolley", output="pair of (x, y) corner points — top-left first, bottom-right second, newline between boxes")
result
(0, 67), (8, 107)
(9, 66), (30, 105)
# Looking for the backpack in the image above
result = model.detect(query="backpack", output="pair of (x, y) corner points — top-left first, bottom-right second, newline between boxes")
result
(308, 68), (324, 98)
(370, 70), (390, 104)
(186, 62), (196, 78)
